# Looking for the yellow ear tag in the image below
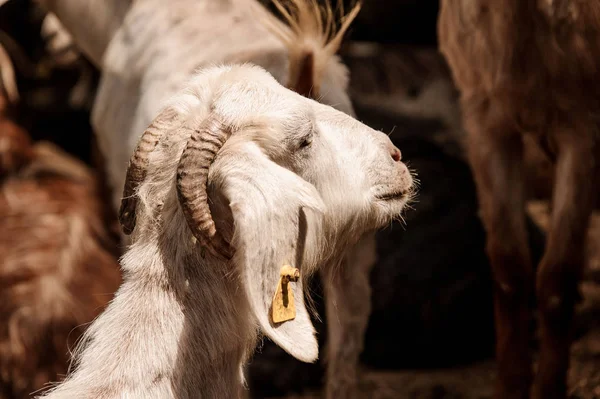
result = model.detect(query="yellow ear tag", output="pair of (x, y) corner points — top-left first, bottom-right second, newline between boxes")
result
(271, 265), (300, 324)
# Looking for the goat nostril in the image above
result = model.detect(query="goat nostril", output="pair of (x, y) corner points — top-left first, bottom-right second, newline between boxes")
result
(390, 147), (401, 162)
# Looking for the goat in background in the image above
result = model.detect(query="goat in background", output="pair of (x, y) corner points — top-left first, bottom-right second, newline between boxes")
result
(0, 45), (121, 399)
(438, 1), (600, 398)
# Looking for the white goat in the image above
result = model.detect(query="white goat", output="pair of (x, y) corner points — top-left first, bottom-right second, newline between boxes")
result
(37, 64), (413, 398)
(36, 0), (403, 396)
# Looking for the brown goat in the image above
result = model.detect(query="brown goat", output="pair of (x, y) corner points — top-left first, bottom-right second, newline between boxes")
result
(438, 1), (600, 399)
(0, 98), (121, 399)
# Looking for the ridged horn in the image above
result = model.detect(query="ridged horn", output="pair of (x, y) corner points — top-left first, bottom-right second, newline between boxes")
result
(176, 114), (234, 260)
(119, 107), (178, 234)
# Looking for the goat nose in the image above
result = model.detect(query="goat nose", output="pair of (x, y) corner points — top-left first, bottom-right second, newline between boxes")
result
(389, 144), (401, 162)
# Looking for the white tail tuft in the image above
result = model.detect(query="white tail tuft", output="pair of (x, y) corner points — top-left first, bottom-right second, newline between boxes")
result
(254, 0), (361, 98)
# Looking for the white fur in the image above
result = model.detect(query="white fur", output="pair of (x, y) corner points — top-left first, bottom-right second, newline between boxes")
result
(36, 0), (133, 67)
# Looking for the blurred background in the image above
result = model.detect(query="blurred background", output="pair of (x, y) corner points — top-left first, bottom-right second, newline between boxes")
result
(0, 1), (598, 398)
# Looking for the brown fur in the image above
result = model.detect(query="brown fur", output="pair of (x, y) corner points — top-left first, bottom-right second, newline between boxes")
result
(438, 1), (600, 398)
(0, 104), (121, 399)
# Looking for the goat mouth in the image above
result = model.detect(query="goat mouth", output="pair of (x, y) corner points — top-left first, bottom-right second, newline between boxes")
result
(376, 190), (409, 201)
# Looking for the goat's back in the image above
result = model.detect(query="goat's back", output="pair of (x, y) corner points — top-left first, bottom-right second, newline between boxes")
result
(438, 0), (600, 131)
(92, 0), (352, 211)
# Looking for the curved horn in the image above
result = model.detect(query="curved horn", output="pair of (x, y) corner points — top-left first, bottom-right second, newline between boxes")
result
(176, 114), (234, 260)
(119, 107), (178, 234)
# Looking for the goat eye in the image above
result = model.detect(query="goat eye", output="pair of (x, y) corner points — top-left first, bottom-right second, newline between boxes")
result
(298, 136), (313, 149)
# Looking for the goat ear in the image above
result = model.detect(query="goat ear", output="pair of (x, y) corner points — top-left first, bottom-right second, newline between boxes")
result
(217, 144), (325, 363)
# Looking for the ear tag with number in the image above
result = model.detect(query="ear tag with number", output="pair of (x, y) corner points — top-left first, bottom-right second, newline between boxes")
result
(271, 265), (300, 323)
